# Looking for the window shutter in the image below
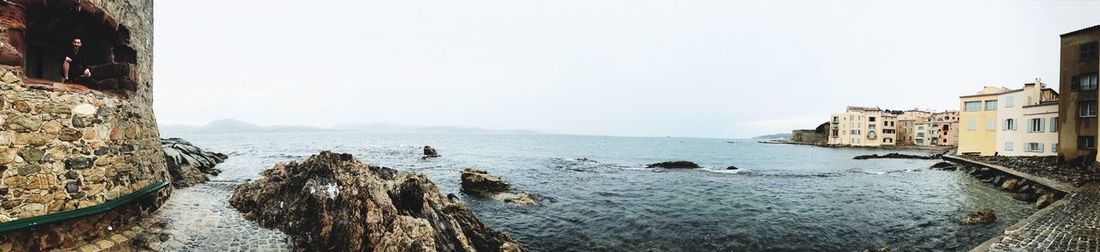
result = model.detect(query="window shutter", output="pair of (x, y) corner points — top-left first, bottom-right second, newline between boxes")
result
(1039, 143), (1046, 153)
(1039, 118), (1045, 132)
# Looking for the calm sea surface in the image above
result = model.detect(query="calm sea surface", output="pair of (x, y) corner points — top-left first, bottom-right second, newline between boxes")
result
(164, 131), (1034, 251)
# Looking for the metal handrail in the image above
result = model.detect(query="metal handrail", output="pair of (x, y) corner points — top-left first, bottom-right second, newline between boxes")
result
(0, 180), (169, 234)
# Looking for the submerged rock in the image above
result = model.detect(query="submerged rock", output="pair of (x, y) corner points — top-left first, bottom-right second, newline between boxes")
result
(461, 168), (538, 205)
(229, 151), (526, 251)
(162, 138), (228, 188)
(930, 162), (957, 170)
(646, 161), (701, 169)
(422, 145), (440, 159)
(963, 208), (997, 224)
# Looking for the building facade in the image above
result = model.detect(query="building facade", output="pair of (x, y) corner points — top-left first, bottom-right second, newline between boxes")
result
(931, 111), (959, 146)
(828, 106), (897, 147)
(959, 86), (1010, 155)
(1057, 25), (1100, 161)
(996, 82), (1060, 156)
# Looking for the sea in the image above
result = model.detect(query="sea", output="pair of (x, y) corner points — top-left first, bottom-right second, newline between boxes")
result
(164, 131), (1035, 251)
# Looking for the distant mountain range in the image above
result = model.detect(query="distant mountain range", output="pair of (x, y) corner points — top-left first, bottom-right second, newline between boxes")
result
(752, 133), (792, 140)
(159, 119), (541, 135)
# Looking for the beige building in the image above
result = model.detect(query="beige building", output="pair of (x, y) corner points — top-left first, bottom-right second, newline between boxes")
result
(996, 82), (1060, 156)
(896, 110), (932, 145)
(828, 106), (897, 146)
(931, 111), (960, 146)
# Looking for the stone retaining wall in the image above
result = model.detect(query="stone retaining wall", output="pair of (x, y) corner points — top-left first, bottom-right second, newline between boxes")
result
(0, 0), (166, 250)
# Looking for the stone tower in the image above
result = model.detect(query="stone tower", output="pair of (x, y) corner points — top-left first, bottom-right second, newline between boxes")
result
(0, 0), (168, 250)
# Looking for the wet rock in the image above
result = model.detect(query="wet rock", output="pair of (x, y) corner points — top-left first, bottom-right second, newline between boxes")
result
(162, 138), (227, 188)
(1001, 179), (1021, 191)
(726, 165), (739, 170)
(646, 161), (701, 169)
(963, 208), (997, 224)
(853, 153), (939, 160)
(1012, 192), (1038, 202)
(1036, 191), (1057, 209)
(461, 168), (539, 206)
(229, 151), (526, 251)
(461, 168), (511, 194)
(930, 162), (957, 170)
(422, 145), (440, 159)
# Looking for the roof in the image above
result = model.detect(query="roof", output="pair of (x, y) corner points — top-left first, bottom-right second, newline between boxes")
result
(960, 87), (1022, 98)
(1061, 24), (1100, 38)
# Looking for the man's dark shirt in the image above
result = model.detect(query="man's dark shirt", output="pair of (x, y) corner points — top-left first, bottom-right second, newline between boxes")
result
(65, 49), (88, 80)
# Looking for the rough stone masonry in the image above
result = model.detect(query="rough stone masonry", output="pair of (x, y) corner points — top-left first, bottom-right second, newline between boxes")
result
(0, 0), (169, 251)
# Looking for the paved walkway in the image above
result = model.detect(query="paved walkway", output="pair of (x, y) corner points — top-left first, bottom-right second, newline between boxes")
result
(985, 183), (1100, 251)
(132, 181), (291, 251)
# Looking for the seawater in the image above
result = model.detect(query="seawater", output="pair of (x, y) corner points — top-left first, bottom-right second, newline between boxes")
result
(166, 131), (1034, 251)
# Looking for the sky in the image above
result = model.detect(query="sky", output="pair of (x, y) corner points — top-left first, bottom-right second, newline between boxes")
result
(152, 0), (1100, 139)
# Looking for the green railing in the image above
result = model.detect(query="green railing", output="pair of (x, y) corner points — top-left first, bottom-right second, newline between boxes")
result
(0, 180), (169, 234)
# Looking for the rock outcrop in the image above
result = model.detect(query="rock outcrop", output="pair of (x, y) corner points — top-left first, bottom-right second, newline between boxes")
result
(162, 138), (227, 188)
(422, 145), (440, 159)
(963, 208), (997, 224)
(229, 151), (525, 251)
(646, 161), (701, 169)
(461, 168), (538, 205)
(726, 165), (739, 170)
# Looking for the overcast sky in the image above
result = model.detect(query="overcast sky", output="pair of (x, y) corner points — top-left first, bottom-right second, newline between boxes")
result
(152, 0), (1100, 138)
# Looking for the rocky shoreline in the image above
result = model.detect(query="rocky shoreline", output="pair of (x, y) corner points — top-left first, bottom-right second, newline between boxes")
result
(162, 138), (228, 188)
(965, 155), (1100, 187)
(228, 151), (526, 251)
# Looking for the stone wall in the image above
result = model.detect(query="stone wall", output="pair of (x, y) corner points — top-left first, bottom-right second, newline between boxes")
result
(0, 0), (166, 250)
(790, 122), (829, 145)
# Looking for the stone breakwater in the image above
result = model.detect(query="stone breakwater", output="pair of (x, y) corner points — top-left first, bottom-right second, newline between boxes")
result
(162, 138), (227, 188)
(229, 151), (526, 251)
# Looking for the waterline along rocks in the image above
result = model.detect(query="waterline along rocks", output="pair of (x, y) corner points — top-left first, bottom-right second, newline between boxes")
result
(460, 168), (538, 206)
(646, 161), (701, 169)
(162, 138), (227, 188)
(852, 153), (942, 160)
(0, 1), (168, 250)
(229, 151), (526, 251)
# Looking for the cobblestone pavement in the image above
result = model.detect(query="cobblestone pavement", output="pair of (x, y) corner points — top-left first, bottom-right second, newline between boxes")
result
(136, 181), (292, 251)
(988, 183), (1100, 251)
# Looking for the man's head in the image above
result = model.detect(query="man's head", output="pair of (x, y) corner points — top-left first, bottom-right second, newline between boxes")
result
(71, 38), (82, 50)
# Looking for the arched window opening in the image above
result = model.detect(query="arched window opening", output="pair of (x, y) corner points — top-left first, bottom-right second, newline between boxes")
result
(18, 1), (138, 94)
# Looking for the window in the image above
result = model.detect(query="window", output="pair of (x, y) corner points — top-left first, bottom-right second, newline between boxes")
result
(1005, 96), (1014, 108)
(869, 117), (876, 122)
(832, 116), (839, 123)
(1079, 136), (1096, 149)
(987, 119), (995, 131)
(1082, 41), (1099, 62)
(968, 120), (976, 131)
(1029, 118), (1043, 133)
(1053, 143), (1058, 152)
(985, 100), (998, 111)
(1026, 143), (1044, 153)
(22, 2), (141, 93)
(964, 101), (982, 112)
(1072, 73), (1099, 91)
(1003, 118), (1016, 131)
(1004, 142), (1014, 151)
(1050, 117), (1058, 133)
(1080, 101), (1097, 117)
